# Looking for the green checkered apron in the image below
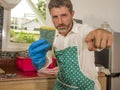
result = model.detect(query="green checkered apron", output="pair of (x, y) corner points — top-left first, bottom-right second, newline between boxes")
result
(54, 46), (95, 90)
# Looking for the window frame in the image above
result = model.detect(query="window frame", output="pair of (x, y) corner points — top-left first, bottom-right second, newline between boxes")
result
(2, 0), (44, 51)
(1, 0), (52, 51)
(2, 9), (30, 51)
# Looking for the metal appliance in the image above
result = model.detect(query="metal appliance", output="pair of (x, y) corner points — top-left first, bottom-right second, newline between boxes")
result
(95, 32), (120, 90)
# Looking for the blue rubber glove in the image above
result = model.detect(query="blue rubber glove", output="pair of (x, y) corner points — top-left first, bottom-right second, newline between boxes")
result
(28, 39), (51, 70)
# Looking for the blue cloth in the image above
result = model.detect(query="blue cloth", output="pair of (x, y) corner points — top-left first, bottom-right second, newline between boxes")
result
(28, 39), (51, 70)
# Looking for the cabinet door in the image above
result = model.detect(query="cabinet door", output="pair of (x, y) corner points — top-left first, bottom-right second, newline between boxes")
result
(98, 74), (106, 90)
(0, 79), (56, 90)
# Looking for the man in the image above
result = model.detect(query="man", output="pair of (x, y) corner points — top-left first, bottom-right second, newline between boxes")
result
(29, 0), (112, 90)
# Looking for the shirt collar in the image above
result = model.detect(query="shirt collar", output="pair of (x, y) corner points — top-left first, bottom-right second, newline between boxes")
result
(70, 21), (79, 33)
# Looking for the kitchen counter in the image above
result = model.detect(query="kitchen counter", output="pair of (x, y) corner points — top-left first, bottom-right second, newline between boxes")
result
(0, 59), (106, 90)
(0, 67), (106, 90)
(0, 66), (56, 90)
(0, 65), (105, 80)
(0, 66), (56, 81)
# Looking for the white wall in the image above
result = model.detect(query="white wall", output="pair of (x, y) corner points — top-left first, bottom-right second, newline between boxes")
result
(72, 0), (120, 32)
(46, 0), (120, 32)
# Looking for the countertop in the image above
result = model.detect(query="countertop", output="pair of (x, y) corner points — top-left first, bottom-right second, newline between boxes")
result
(0, 59), (105, 82)
(0, 66), (105, 81)
(0, 59), (106, 90)
(0, 66), (56, 82)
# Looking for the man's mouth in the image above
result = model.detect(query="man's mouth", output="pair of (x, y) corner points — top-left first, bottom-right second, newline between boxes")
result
(57, 25), (66, 29)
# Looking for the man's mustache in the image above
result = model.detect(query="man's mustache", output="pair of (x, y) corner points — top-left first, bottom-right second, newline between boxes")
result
(57, 24), (66, 27)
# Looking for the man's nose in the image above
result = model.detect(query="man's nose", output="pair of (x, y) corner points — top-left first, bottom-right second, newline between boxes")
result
(58, 17), (63, 24)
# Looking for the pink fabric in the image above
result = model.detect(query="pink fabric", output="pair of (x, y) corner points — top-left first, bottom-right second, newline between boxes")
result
(47, 58), (56, 69)
(16, 56), (36, 71)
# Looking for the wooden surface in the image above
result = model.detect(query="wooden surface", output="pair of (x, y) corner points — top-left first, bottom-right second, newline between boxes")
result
(0, 70), (106, 90)
(0, 78), (56, 90)
(98, 72), (107, 90)
(0, 77), (56, 90)
(0, 67), (56, 90)
(0, 61), (56, 90)
(0, 60), (106, 90)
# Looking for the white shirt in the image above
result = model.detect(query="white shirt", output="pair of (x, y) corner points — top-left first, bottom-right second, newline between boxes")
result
(53, 21), (101, 90)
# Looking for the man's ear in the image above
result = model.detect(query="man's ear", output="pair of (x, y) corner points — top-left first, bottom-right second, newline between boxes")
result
(72, 10), (75, 17)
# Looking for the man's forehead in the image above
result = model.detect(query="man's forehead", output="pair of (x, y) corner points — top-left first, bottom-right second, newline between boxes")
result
(50, 6), (69, 15)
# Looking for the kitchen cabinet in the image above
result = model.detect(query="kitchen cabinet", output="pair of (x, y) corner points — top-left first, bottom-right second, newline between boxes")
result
(0, 76), (56, 90)
(0, 62), (56, 90)
(98, 72), (107, 90)
(0, 70), (56, 90)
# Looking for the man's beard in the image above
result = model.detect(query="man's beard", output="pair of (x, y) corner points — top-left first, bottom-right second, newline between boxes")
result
(56, 24), (70, 33)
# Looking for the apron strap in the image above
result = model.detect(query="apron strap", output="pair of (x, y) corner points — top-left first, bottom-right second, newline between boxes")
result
(57, 78), (79, 89)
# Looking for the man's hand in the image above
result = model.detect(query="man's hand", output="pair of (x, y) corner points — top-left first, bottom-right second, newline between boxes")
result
(37, 66), (59, 75)
(28, 39), (51, 70)
(85, 29), (113, 51)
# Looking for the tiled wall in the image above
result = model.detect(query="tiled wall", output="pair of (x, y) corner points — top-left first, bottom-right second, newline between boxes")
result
(0, 50), (29, 67)
(0, 51), (29, 59)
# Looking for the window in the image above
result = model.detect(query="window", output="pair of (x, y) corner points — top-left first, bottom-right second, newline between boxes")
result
(2, 0), (47, 51)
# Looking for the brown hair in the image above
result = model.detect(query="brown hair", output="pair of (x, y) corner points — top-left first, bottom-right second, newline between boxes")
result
(48, 0), (73, 14)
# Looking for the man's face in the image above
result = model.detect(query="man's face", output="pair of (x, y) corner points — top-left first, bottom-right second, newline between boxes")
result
(50, 6), (74, 36)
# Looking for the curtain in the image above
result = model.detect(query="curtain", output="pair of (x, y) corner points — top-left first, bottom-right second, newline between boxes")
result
(0, 0), (21, 10)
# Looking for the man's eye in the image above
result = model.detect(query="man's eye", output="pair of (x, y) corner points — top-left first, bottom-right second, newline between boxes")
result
(52, 16), (57, 19)
(62, 14), (67, 17)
